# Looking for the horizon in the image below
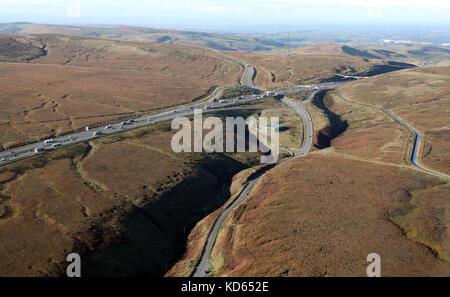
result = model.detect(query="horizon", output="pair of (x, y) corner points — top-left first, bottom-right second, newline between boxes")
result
(1, 0), (450, 34)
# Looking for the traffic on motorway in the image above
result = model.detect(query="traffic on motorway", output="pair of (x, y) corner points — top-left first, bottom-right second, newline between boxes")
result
(0, 75), (337, 167)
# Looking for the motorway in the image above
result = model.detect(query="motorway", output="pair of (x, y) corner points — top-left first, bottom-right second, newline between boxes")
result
(0, 73), (327, 166)
(242, 64), (257, 89)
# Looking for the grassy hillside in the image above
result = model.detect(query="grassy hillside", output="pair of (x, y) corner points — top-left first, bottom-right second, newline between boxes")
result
(210, 154), (448, 276)
(0, 23), (289, 52)
(0, 112), (263, 276)
(227, 45), (416, 88)
(171, 66), (450, 277)
(0, 34), (243, 149)
(337, 66), (450, 175)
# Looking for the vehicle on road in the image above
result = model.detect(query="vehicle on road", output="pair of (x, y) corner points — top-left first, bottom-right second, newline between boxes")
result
(52, 143), (62, 148)
(44, 139), (56, 144)
(121, 121), (129, 125)
(34, 147), (46, 154)
(105, 125), (113, 129)
(204, 268), (211, 274)
(93, 131), (103, 136)
(0, 158), (7, 162)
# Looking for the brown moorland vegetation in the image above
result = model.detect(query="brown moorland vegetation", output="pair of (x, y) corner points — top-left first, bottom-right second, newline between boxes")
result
(305, 90), (412, 166)
(226, 45), (416, 89)
(209, 154), (449, 276)
(0, 113), (263, 276)
(170, 67), (450, 277)
(337, 66), (450, 175)
(0, 34), (243, 149)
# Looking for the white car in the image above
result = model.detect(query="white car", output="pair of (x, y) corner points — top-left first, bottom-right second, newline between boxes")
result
(44, 139), (56, 144)
(93, 131), (103, 136)
(0, 158), (7, 162)
(105, 125), (113, 129)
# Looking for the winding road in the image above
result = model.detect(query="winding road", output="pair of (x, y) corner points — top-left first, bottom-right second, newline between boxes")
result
(337, 92), (450, 180)
(242, 64), (257, 89)
(192, 97), (314, 277)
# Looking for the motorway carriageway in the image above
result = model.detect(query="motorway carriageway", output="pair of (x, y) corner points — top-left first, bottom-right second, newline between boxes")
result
(0, 81), (336, 166)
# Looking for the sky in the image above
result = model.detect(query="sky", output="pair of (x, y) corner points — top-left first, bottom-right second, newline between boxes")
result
(1, 0), (449, 31)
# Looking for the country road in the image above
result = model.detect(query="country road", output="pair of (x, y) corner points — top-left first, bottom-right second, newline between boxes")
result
(192, 97), (314, 277)
(337, 92), (450, 180)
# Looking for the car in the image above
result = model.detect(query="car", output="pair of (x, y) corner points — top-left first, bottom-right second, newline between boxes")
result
(129, 119), (135, 123)
(121, 121), (129, 125)
(204, 268), (211, 274)
(105, 125), (113, 129)
(147, 119), (154, 123)
(93, 131), (103, 136)
(0, 158), (7, 162)
(34, 147), (46, 154)
(44, 139), (56, 144)
(171, 110), (178, 114)
(52, 143), (62, 148)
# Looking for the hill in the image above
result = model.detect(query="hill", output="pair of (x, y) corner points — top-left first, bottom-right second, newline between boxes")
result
(226, 44), (418, 89)
(170, 66), (450, 276)
(0, 23), (289, 52)
(0, 34), (243, 149)
(0, 110), (263, 276)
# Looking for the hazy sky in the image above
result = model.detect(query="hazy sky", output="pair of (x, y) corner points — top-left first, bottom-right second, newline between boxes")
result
(1, 0), (449, 30)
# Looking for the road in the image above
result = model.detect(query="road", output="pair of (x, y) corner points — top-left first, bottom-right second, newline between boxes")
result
(0, 81), (331, 166)
(192, 98), (314, 277)
(337, 93), (450, 180)
(214, 51), (258, 90)
(242, 64), (258, 89)
(386, 111), (450, 180)
(207, 87), (224, 103)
